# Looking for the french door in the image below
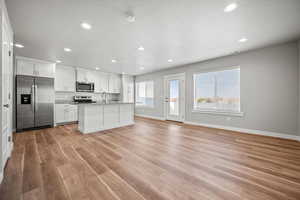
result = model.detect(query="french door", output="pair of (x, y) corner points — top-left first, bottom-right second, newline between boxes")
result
(164, 73), (185, 122)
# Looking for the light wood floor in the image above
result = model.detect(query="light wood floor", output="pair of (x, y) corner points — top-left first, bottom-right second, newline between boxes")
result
(1, 117), (300, 200)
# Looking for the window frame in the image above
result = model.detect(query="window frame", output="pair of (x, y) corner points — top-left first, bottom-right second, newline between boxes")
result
(135, 80), (155, 108)
(192, 66), (243, 116)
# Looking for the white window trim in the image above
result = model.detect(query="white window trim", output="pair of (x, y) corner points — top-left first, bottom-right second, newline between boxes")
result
(135, 105), (155, 108)
(193, 66), (242, 116)
(135, 80), (155, 108)
(192, 109), (244, 117)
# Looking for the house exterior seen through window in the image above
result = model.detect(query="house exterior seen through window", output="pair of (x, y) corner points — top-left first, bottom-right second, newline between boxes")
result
(135, 81), (154, 107)
(193, 67), (240, 113)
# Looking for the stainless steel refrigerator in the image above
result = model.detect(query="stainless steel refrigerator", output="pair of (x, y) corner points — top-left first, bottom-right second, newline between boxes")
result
(16, 75), (54, 132)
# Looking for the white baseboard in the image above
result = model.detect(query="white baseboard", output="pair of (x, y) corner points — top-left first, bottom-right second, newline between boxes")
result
(184, 121), (300, 141)
(135, 114), (300, 141)
(135, 114), (165, 121)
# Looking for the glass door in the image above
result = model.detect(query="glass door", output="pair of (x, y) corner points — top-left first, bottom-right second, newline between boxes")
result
(165, 74), (185, 122)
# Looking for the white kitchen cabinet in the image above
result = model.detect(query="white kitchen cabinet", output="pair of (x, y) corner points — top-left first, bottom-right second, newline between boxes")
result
(55, 104), (78, 124)
(76, 68), (94, 82)
(16, 59), (35, 76)
(55, 104), (65, 123)
(96, 72), (109, 93)
(16, 57), (55, 78)
(121, 75), (134, 102)
(108, 73), (121, 93)
(89, 72), (101, 93)
(99, 72), (109, 92)
(89, 71), (109, 93)
(55, 65), (76, 92)
(35, 63), (55, 78)
(78, 103), (134, 134)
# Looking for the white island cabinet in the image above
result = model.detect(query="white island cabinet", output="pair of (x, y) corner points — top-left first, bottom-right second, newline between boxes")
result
(78, 103), (134, 134)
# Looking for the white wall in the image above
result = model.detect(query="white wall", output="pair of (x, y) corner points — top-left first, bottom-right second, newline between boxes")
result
(135, 42), (299, 136)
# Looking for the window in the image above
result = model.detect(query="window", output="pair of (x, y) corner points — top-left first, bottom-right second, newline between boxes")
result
(135, 81), (154, 107)
(193, 67), (240, 114)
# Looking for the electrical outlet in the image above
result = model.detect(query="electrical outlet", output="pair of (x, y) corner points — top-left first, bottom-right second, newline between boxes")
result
(226, 117), (231, 121)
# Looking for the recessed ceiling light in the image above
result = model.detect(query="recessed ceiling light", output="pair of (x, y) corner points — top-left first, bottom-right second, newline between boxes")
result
(140, 67), (144, 70)
(81, 22), (92, 30)
(95, 67), (100, 70)
(111, 59), (117, 63)
(224, 3), (238, 12)
(15, 43), (24, 48)
(138, 46), (145, 51)
(56, 60), (62, 63)
(168, 59), (173, 62)
(127, 15), (135, 23)
(238, 37), (248, 43)
(64, 48), (72, 52)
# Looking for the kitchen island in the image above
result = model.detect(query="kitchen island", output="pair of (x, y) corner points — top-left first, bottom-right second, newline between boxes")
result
(77, 102), (134, 134)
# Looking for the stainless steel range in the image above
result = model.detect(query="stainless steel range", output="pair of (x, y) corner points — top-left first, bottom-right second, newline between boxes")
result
(73, 95), (95, 103)
(16, 75), (55, 132)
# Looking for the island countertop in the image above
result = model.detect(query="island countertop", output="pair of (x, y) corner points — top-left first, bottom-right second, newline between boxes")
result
(74, 101), (134, 105)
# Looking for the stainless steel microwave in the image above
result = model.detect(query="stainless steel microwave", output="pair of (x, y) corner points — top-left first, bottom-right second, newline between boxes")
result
(76, 82), (94, 92)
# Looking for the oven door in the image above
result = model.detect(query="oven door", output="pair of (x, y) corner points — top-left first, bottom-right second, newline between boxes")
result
(76, 82), (94, 92)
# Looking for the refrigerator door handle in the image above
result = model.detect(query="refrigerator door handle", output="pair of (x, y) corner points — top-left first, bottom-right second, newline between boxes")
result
(35, 85), (38, 111)
(31, 84), (35, 111)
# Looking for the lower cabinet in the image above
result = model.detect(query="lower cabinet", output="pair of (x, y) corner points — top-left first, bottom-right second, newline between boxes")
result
(78, 103), (134, 134)
(55, 104), (78, 124)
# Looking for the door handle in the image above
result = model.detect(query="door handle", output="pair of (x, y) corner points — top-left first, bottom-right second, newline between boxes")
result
(35, 85), (38, 111)
(3, 104), (9, 108)
(31, 85), (35, 111)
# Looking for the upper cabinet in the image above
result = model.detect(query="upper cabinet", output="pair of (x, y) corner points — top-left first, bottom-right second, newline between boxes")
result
(35, 63), (55, 78)
(121, 75), (134, 102)
(93, 71), (109, 93)
(76, 68), (94, 83)
(76, 68), (120, 93)
(16, 59), (35, 76)
(16, 57), (55, 78)
(55, 65), (76, 92)
(109, 73), (121, 93)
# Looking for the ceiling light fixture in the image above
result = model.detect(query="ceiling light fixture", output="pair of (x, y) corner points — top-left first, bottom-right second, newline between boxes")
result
(81, 22), (92, 30)
(138, 46), (144, 51)
(224, 3), (238, 12)
(56, 60), (62, 63)
(168, 59), (173, 62)
(238, 37), (248, 43)
(95, 67), (100, 70)
(15, 43), (24, 48)
(64, 48), (72, 52)
(126, 11), (136, 23)
(140, 67), (144, 70)
(111, 59), (117, 63)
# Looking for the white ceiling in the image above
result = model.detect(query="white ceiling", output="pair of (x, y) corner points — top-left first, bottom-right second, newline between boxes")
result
(6, 0), (300, 75)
